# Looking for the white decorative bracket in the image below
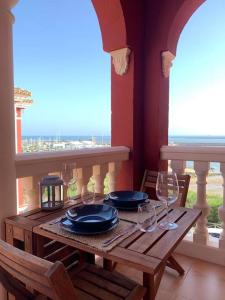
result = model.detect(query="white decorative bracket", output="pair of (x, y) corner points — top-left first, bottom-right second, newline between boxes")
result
(110, 47), (131, 76)
(161, 50), (175, 78)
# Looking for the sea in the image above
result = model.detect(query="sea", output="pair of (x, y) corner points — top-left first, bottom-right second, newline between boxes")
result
(22, 135), (225, 173)
(22, 135), (225, 146)
(22, 135), (111, 145)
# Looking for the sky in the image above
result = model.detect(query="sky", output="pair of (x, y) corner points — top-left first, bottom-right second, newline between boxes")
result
(13, 0), (111, 136)
(13, 0), (225, 137)
(169, 0), (225, 136)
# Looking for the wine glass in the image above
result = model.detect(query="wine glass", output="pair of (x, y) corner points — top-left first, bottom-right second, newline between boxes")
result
(156, 171), (179, 230)
(61, 163), (77, 201)
(137, 203), (157, 232)
(81, 185), (95, 205)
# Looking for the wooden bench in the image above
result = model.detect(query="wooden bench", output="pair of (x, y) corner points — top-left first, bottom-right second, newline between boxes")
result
(0, 239), (146, 300)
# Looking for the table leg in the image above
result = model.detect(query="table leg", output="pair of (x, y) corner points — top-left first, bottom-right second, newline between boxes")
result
(35, 234), (46, 258)
(143, 262), (166, 300)
(167, 255), (185, 275)
(85, 252), (95, 264)
(5, 224), (13, 245)
(103, 258), (113, 271)
(143, 273), (155, 300)
(80, 251), (95, 264)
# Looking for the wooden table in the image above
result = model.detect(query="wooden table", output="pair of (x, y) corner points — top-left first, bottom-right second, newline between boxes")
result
(32, 205), (201, 300)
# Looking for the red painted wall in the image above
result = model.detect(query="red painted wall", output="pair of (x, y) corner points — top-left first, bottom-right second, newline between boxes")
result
(16, 108), (23, 207)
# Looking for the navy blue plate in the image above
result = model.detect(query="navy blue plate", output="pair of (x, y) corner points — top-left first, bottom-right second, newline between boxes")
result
(60, 216), (119, 235)
(103, 199), (138, 211)
(65, 204), (118, 231)
(103, 198), (150, 211)
(106, 191), (148, 208)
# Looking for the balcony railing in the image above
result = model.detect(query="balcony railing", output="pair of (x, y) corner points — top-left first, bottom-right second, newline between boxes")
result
(15, 146), (130, 210)
(161, 145), (225, 266)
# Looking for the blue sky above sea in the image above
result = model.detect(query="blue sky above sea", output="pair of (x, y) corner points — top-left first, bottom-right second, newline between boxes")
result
(13, 0), (225, 137)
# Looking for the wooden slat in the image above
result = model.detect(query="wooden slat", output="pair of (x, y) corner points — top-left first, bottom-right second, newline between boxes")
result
(108, 247), (161, 274)
(74, 288), (98, 300)
(73, 277), (123, 300)
(125, 285), (146, 300)
(43, 240), (65, 255)
(86, 264), (136, 290)
(0, 265), (34, 300)
(119, 230), (143, 248)
(78, 270), (130, 298)
(0, 254), (50, 287)
(44, 245), (76, 262)
(60, 251), (80, 269)
(0, 259), (53, 298)
(128, 209), (185, 253)
(0, 239), (51, 273)
(147, 208), (201, 259)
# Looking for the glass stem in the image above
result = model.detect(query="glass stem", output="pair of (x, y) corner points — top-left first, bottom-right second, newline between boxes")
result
(165, 200), (169, 223)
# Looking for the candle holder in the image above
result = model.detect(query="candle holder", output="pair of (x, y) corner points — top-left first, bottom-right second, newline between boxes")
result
(39, 175), (64, 211)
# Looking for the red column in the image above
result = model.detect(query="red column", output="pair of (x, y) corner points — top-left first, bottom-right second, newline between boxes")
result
(16, 108), (22, 152)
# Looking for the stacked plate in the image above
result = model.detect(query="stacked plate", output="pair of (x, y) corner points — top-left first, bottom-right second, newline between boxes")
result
(60, 204), (119, 235)
(104, 191), (148, 210)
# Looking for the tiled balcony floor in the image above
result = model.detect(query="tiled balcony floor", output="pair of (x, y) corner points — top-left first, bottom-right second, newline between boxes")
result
(114, 254), (225, 300)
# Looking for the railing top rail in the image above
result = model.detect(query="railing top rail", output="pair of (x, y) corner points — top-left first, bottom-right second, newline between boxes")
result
(15, 146), (130, 178)
(16, 146), (129, 163)
(161, 145), (225, 163)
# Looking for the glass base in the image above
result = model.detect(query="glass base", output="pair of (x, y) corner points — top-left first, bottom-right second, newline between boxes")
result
(159, 221), (178, 230)
(140, 225), (157, 233)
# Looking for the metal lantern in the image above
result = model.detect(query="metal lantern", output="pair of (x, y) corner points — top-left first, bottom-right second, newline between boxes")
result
(39, 175), (64, 210)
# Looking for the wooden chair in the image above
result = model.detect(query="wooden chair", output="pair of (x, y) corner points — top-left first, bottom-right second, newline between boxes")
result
(140, 170), (190, 207)
(140, 169), (191, 276)
(0, 239), (146, 300)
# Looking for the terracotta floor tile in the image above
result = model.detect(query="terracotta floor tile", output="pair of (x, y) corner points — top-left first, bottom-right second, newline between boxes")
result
(113, 254), (225, 300)
(175, 269), (225, 300)
(155, 289), (177, 300)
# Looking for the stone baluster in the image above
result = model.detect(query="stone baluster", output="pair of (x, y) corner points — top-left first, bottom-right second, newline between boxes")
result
(193, 161), (210, 245)
(75, 167), (93, 195)
(108, 162), (121, 192)
(93, 164), (108, 194)
(218, 163), (225, 248)
(170, 160), (185, 175)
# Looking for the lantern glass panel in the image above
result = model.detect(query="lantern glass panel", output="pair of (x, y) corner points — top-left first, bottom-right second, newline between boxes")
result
(55, 186), (61, 202)
(41, 186), (48, 203)
(39, 175), (64, 211)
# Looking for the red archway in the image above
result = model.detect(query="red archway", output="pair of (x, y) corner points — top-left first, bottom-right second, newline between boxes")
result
(167, 0), (206, 55)
(92, 0), (206, 190)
